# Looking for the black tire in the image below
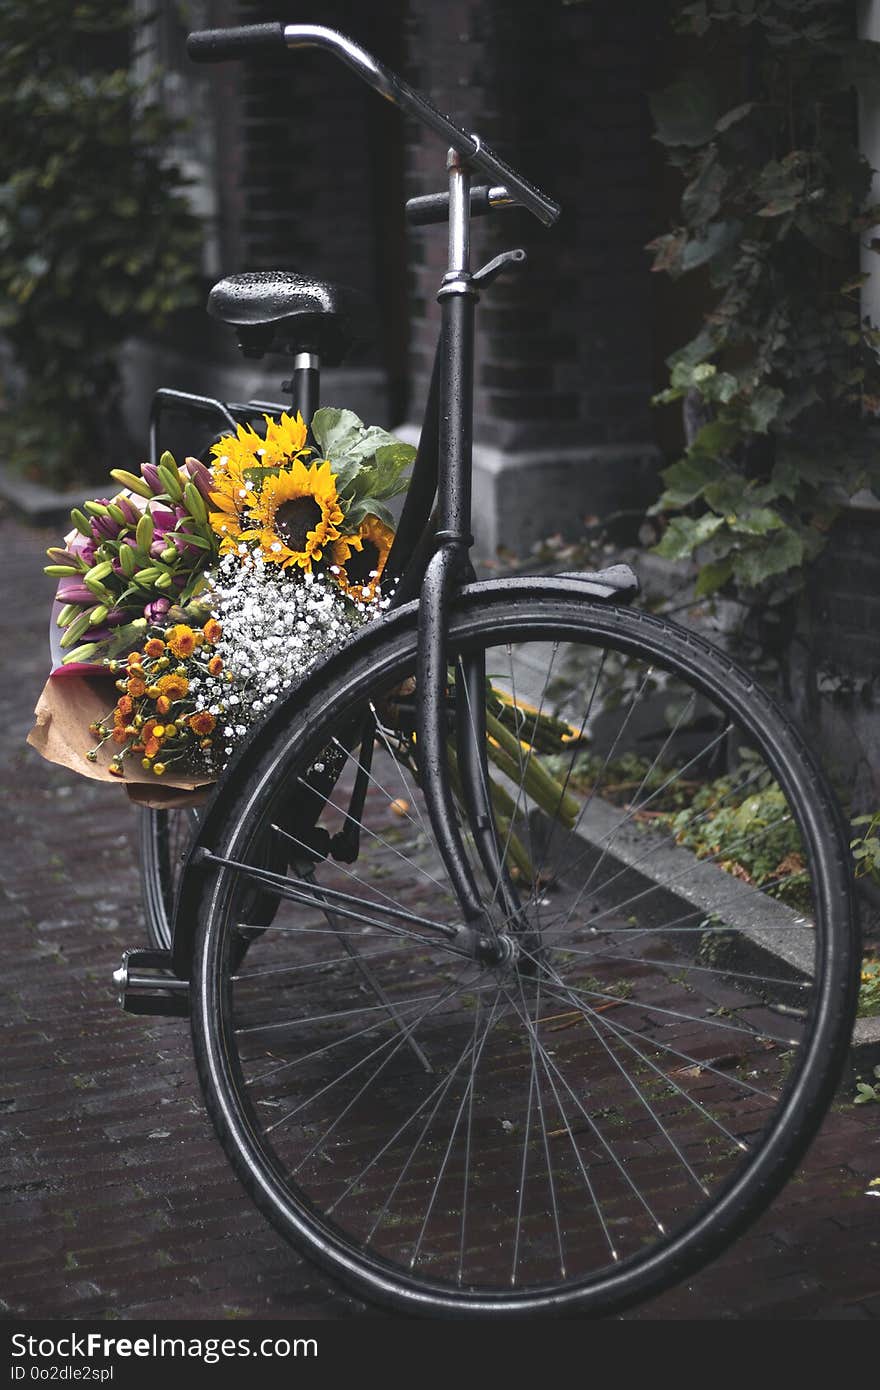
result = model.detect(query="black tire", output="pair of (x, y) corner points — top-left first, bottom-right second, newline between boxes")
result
(139, 806), (200, 951)
(188, 591), (859, 1317)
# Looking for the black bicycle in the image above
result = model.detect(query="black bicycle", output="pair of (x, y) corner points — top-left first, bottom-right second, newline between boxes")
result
(118, 20), (860, 1318)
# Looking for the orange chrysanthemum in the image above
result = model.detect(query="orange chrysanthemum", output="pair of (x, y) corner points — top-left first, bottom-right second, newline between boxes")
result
(156, 673), (189, 702)
(155, 695), (172, 716)
(188, 711), (216, 736)
(203, 618), (222, 644)
(145, 638), (165, 657)
(166, 624), (197, 659)
(116, 695), (134, 717)
(127, 677), (147, 698)
(207, 655), (223, 676)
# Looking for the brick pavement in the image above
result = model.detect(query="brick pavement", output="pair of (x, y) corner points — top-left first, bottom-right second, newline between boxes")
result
(1, 511), (878, 1321)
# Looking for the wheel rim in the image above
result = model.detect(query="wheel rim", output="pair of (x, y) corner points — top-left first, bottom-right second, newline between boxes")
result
(193, 606), (855, 1313)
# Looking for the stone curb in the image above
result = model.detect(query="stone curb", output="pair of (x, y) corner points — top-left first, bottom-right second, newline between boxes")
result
(533, 797), (880, 1083)
(0, 464), (91, 527)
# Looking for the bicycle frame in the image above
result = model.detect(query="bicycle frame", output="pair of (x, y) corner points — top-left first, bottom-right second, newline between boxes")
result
(159, 21), (576, 970)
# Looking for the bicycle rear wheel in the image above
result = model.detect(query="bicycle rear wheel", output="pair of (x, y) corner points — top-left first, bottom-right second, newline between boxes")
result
(139, 806), (200, 951)
(188, 590), (858, 1316)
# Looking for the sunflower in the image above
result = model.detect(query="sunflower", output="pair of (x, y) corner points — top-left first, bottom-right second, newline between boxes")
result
(248, 458), (343, 570)
(209, 411), (308, 474)
(331, 514), (395, 601)
(208, 457), (258, 554)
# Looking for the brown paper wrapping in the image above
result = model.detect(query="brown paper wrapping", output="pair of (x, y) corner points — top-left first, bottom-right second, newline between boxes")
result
(27, 671), (214, 809)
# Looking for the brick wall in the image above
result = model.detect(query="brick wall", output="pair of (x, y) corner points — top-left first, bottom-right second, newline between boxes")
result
(403, 0), (661, 453)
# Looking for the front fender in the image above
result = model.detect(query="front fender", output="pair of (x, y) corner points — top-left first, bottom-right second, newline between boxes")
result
(171, 565), (637, 976)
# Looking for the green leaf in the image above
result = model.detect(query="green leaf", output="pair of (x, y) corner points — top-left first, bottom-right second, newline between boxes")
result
(729, 507), (784, 536)
(650, 72), (718, 147)
(745, 386), (784, 433)
(681, 219), (743, 272)
(656, 455), (718, 509)
(715, 101), (754, 133)
(310, 407), (365, 458)
(653, 513), (724, 561)
(682, 153), (727, 225)
(694, 557), (733, 597)
(732, 529), (805, 588)
(344, 498), (396, 530)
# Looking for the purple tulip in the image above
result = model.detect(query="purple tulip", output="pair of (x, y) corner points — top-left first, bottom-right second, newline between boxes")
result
(185, 456), (215, 501)
(141, 463), (163, 494)
(143, 597), (171, 622)
(56, 581), (95, 605)
(150, 508), (177, 536)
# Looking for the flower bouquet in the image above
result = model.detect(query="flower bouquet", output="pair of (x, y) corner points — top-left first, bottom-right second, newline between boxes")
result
(28, 408), (415, 804)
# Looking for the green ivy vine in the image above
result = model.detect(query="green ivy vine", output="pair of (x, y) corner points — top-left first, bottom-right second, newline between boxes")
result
(649, 0), (880, 601)
(0, 2), (202, 486)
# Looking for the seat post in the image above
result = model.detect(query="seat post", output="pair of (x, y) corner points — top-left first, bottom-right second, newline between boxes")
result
(290, 350), (320, 423)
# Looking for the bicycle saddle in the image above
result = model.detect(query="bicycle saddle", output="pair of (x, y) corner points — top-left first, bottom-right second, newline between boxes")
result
(207, 270), (372, 364)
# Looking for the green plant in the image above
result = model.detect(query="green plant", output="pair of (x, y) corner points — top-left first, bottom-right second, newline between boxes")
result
(0, 2), (201, 485)
(857, 959), (880, 1019)
(854, 1064), (880, 1104)
(648, 1), (880, 603)
(851, 810), (880, 883)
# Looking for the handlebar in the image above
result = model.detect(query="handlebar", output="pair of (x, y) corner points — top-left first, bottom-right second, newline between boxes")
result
(186, 22), (561, 228)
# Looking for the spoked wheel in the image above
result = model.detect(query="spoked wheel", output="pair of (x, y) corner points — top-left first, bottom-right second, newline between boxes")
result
(139, 806), (201, 951)
(189, 593), (858, 1317)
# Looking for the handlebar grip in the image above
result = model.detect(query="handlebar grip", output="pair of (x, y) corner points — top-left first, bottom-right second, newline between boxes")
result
(406, 186), (494, 227)
(186, 23), (287, 62)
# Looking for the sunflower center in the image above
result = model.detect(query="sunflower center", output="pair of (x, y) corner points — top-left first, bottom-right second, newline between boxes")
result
(345, 540), (381, 585)
(274, 497), (323, 552)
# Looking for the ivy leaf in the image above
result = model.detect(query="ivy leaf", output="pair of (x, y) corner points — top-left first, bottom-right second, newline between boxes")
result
(650, 72), (718, 147)
(681, 219), (743, 272)
(729, 507), (784, 536)
(689, 417), (738, 457)
(694, 557), (734, 597)
(715, 101), (754, 133)
(682, 152), (727, 225)
(744, 386), (784, 433)
(647, 230), (686, 275)
(732, 529), (805, 587)
(653, 513), (724, 560)
(656, 455), (718, 509)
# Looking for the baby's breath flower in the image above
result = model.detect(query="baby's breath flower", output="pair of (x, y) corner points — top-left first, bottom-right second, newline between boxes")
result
(190, 556), (372, 770)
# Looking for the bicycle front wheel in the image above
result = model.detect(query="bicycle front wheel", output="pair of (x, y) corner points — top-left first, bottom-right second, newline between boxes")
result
(189, 590), (858, 1317)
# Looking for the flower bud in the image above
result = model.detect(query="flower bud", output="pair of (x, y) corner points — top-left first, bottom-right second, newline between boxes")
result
(110, 469), (152, 500)
(70, 508), (92, 537)
(135, 513), (154, 551)
(62, 642), (99, 664)
(140, 463), (163, 494)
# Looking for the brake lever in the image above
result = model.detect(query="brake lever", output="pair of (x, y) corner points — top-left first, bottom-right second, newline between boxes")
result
(472, 248), (527, 287)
